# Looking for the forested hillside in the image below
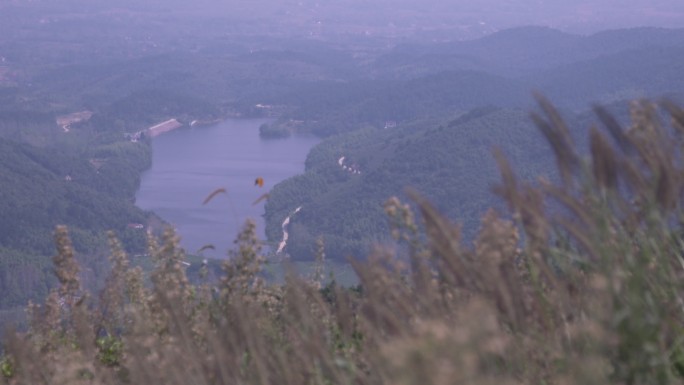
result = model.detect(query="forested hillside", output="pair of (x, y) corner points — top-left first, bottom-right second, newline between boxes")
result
(264, 108), (554, 259)
(0, 136), (152, 308)
(531, 46), (684, 106)
(260, 71), (531, 137)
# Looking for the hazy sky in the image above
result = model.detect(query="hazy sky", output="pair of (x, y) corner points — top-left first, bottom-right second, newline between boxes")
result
(2, 0), (683, 38)
(123, 0), (684, 32)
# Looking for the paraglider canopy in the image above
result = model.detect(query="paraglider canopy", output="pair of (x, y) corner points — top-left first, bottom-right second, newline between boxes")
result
(254, 177), (264, 187)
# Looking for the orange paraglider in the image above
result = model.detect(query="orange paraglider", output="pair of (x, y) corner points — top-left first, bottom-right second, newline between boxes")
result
(254, 177), (264, 187)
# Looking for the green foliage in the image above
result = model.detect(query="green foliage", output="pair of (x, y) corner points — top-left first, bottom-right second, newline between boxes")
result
(96, 336), (124, 367)
(0, 137), (150, 254)
(0, 247), (54, 308)
(0, 355), (14, 379)
(0, 105), (155, 313)
(259, 122), (292, 138)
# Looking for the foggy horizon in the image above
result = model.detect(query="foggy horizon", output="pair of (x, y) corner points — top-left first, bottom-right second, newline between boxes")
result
(2, 0), (683, 42)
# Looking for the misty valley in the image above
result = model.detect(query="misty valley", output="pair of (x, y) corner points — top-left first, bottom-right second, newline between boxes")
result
(2, 1), (684, 384)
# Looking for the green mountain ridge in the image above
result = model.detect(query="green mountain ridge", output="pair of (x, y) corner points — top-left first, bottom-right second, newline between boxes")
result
(531, 45), (684, 106)
(265, 108), (553, 260)
(382, 26), (684, 78)
(263, 70), (531, 137)
(0, 136), (151, 308)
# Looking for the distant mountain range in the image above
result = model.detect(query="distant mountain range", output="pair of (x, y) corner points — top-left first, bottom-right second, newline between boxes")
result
(382, 26), (684, 77)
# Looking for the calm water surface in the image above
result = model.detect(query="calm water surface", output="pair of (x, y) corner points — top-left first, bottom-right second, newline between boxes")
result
(135, 119), (319, 258)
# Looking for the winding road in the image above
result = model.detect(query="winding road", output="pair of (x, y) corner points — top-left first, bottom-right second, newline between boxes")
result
(276, 156), (359, 255)
(277, 206), (302, 254)
(338, 155), (361, 174)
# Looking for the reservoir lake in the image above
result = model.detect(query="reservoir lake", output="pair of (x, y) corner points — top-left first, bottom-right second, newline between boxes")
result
(135, 119), (319, 258)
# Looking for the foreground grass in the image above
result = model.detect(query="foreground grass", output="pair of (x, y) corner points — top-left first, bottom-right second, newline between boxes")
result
(4, 97), (684, 384)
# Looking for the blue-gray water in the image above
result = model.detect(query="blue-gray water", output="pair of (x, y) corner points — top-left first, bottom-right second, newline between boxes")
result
(135, 119), (319, 258)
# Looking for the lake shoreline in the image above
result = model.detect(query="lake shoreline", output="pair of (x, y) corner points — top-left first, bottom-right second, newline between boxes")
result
(135, 118), (320, 258)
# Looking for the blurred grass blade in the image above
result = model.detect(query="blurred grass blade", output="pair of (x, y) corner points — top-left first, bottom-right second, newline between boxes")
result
(202, 188), (227, 205)
(252, 193), (270, 206)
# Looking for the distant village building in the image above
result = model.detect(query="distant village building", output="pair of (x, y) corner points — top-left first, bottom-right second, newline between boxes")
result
(384, 121), (397, 129)
(56, 111), (93, 129)
(127, 223), (145, 230)
(64, 175), (72, 182)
